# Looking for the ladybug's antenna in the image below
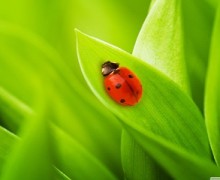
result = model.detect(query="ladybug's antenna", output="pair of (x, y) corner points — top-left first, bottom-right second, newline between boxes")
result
(101, 61), (119, 76)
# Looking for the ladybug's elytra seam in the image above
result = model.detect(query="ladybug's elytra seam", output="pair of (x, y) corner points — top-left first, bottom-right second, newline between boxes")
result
(102, 61), (142, 106)
(124, 80), (139, 102)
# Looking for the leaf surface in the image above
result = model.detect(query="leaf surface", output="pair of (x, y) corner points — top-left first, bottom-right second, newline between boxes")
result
(76, 30), (218, 178)
(205, 5), (220, 166)
(122, 0), (189, 178)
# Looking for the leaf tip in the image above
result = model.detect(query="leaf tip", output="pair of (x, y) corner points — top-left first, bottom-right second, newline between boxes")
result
(75, 29), (89, 42)
(74, 28), (81, 35)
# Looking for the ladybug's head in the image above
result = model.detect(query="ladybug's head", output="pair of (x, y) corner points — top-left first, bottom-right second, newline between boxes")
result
(101, 61), (119, 76)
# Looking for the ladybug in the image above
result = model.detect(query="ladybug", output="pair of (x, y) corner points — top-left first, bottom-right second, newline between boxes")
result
(101, 61), (142, 106)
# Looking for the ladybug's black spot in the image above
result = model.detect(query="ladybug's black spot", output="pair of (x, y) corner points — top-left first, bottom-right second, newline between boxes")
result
(115, 83), (122, 89)
(107, 87), (111, 91)
(120, 99), (125, 103)
(128, 74), (134, 78)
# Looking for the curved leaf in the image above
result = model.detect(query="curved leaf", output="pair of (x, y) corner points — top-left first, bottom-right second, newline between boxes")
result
(0, 126), (71, 180)
(0, 86), (33, 132)
(0, 86), (117, 179)
(0, 24), (123, 177)
(76, 30), (216, 178)
(134, 0), (189, 93)
(123, 121), (220, 179)
(181, 0), (215, 111)
(0, 127), (17, 174)
(0, 79), (55, 180)
(52, 124), (117, 180)
(205, 5), (220, 166)
(122, 0), (189, 179)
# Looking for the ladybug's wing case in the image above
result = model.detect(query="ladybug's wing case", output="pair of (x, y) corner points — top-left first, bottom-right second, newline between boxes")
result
(118, 67), (143, 101)
(104, 73), (137, 106)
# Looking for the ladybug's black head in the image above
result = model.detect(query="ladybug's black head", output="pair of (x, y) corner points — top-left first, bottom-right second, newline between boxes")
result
(101, 61), (119, 76)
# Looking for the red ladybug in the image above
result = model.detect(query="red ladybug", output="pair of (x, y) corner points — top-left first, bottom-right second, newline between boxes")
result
(101, 61), (142, 106)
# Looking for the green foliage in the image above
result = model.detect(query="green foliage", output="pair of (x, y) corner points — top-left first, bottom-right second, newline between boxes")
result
(123, 0), (188, 178)
(205, 5), (220, 166)
(181, 0), (215, 111)
(76, 29), (219, 179)
(1, 110), (54, 180)
(0, 0), (220, 179)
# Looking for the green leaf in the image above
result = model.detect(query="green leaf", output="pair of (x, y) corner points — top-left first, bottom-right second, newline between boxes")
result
(123, 121), (220, 179)
(0, 85), (118, 179)
(181, 0), (215, 111)
(134, 0), (189, 93)
(205, 5), (220, 166)
(48, 88), (123, 178)
(0, 127), (17, 174)
(0, 81), (55, 180)
(207, 0), (219, 9)
(0, 86), (33, 132)
(52, 124), (117, 180)
(121, 131), (169, 179)
(76, 30), (216, 178)
(0, 126), (71, 180)
(54, 168), (72, 180)
(0, 23), (123, 177)
(122, 0), (189, 179)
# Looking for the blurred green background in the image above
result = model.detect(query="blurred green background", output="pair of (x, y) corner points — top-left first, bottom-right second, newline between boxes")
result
(0, 0), (151, 179)
(0, 0), (219, 179)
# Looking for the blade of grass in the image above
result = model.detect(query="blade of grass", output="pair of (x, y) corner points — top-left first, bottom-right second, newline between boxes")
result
(52, 124), (117, 180)
(181, 0), (215, 111)
(122, 0), (189, 179)
(0, 118), (54, 180)
(54, 167), (71, 180)
(0, 24), (123, 177)
(134, 0), (189, 93)
(0, 85), (119, 179)
(76, 30), (215, 178)
(121, 131), (168, 179)
(205, 4), (220, 166)
(48, 87), (122, 178)
(207, 0), (219, 9)
(0, 75), (55, 180)
(0, 126), (71, 180)
(122, 120), (220, 179)
(0, 86), (33, 132)
(0, 127), (17, 174)
(0, 50), (72, 179)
